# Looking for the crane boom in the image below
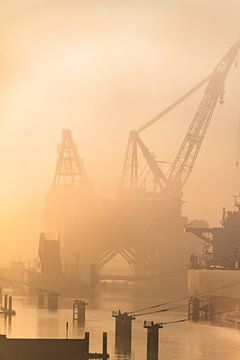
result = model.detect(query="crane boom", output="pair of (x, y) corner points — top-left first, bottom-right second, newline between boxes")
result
(135, 132), (167, 190)
(167, 40), (240, 193)
(120, 40), (240, 198)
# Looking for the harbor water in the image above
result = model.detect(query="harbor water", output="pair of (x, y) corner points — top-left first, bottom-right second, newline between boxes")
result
(1, 289), (240, 360)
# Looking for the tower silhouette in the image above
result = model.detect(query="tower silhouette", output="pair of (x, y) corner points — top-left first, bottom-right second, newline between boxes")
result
(53, 129), (88, 186)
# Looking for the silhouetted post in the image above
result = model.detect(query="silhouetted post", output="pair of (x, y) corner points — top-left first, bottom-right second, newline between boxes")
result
(66, 322), (69, 339)
(8, 296), (12, 313)
(102, 332), (108, 359)
(3, 294), (8, 312)
(112, 310), (135, 354)
(85, 332), (90, 357)
(47, 291), (59, 311)
(144, 321), (163, 360)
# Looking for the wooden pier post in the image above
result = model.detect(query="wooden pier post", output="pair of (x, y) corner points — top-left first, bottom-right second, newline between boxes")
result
(102, 332), (108, 359)
(85, 332), (90, 357)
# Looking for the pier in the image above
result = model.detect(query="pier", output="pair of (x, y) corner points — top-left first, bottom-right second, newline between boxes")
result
(0, 332), (109, 360)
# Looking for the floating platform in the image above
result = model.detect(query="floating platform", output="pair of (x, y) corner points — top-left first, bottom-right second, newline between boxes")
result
(0, 332), (109, 360)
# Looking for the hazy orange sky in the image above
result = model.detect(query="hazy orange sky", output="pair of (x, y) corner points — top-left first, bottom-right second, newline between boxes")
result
(0, 0), (240, 264)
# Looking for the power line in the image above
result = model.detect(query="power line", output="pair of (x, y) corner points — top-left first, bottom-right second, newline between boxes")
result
(129, 296), (188, 314)
(130, 278), (240, 315)
(162, 319), (188, 325)
(134, 304), (186, 318)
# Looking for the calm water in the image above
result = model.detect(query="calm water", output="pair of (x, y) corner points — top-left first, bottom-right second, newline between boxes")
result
(1, 289), (240, 360)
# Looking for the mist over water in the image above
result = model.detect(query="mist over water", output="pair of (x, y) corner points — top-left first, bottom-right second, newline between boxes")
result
(0, 2), (240, 360)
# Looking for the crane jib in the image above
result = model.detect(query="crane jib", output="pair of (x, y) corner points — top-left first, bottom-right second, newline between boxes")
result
(168, 40), (240, 194)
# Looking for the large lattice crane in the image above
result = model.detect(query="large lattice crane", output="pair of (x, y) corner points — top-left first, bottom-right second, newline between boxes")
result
(120, 40), (240, 197)
(168, 40), (240, 194)
(46, 129), (92, 234)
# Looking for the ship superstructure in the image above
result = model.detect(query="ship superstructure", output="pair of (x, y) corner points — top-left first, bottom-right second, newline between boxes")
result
(187, 197), (240, 324)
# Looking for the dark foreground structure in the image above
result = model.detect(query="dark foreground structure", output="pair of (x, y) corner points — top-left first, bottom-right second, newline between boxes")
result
(0, 333), (108, 360)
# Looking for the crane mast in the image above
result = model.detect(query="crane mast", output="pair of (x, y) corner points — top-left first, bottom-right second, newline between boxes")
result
(167, 40), (240, 194)
(53, 129), (88, 186)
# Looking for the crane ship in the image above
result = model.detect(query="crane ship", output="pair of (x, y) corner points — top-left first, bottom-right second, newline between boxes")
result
(43, 40), (240, 297)
(113, 40), (240, 292)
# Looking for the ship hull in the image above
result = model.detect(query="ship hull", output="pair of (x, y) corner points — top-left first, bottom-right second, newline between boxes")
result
(188, 269), (240, 325)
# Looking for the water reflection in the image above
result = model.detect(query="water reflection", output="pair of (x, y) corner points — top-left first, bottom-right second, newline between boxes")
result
(115, 350), (132, 360)
(2, 314), (13, 336)
(72, 322), (85, 338)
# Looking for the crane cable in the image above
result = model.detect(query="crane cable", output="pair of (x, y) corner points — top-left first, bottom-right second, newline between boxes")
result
(137, 75), (210, 133)
(137, 40), (240, 134)
(140, 306), (240, 328)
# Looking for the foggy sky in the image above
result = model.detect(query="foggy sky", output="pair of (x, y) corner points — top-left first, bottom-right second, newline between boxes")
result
(0, 0), (240, 264)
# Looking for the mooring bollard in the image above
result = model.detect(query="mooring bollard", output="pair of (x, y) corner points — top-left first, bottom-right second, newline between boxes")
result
(144, 321), (163, 360)
(112, 310), (135, 354)
(47, 291), (59, 311)
(73, 299), (88, 325)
